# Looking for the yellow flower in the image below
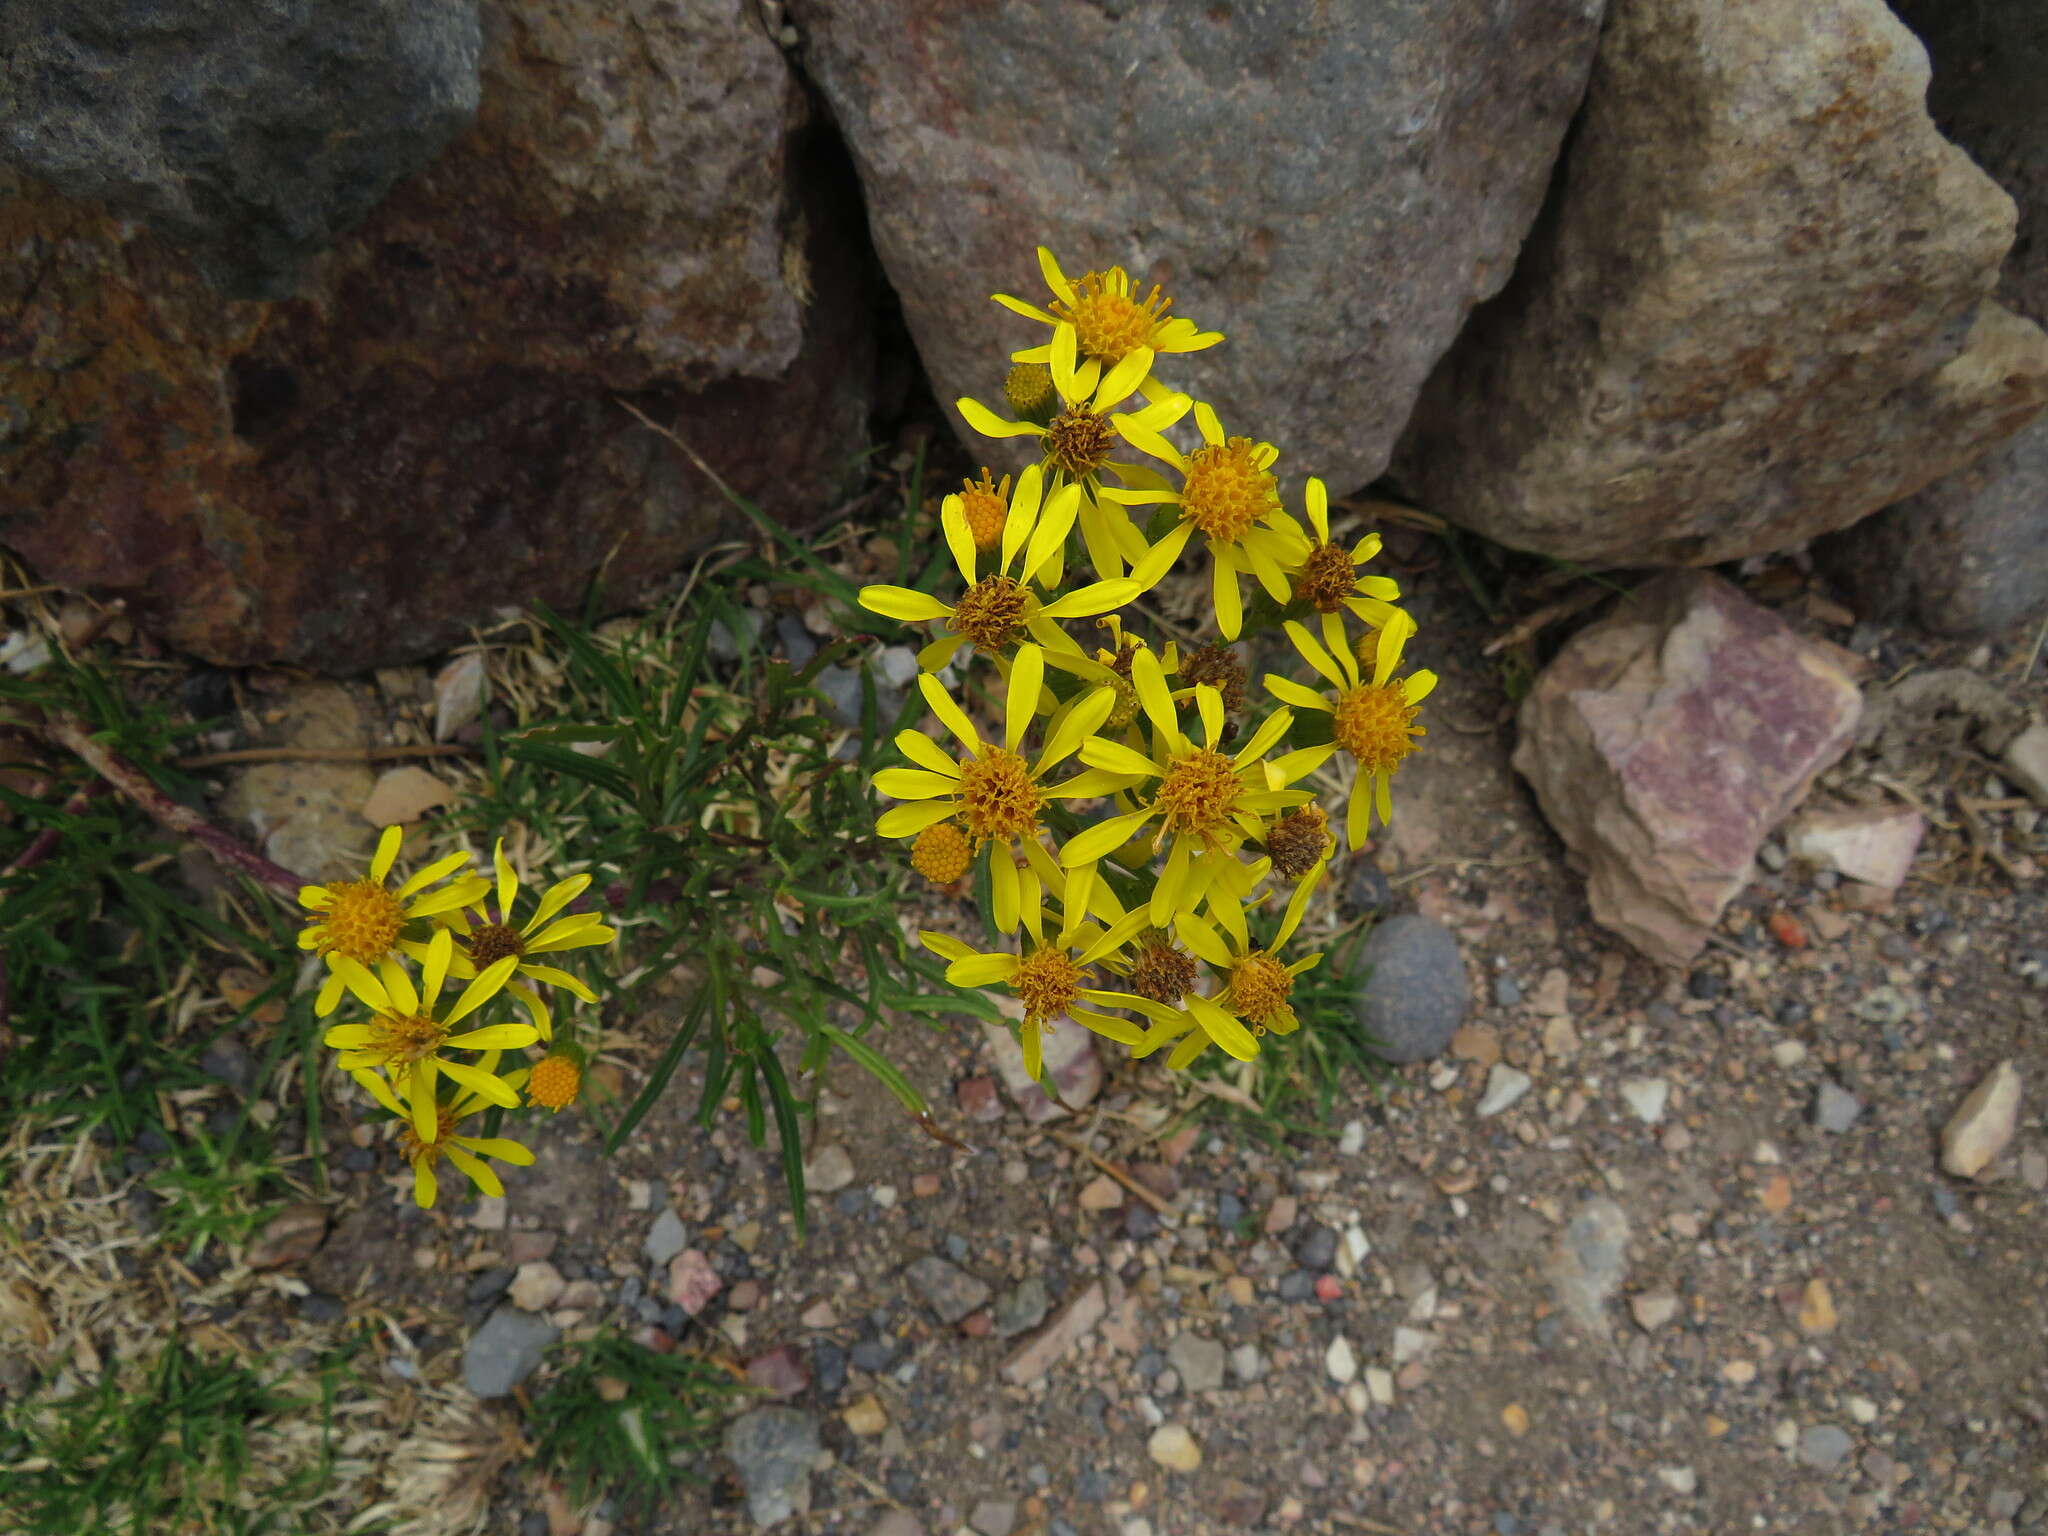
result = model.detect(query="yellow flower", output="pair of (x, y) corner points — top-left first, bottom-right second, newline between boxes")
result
(352, 1053), (536, 1209)
(1265, 617), (1435, 848)
(995, 247), (1222, 397)
(1101, 401), (1310, 639)
(956, 346), (1188, 582)
(1288, 478), (1404, 639)
(1132, 865), (1326, 1069)
(857, 465), (1136, 672)
(1065, 647), (1321, 926)
(441, 838), (615, 1041)
(872, 646), (1132, 932)
(323, 928), (537, 1140)
(296, 824), (490, 1016)
(919, 873), (1172, 1083)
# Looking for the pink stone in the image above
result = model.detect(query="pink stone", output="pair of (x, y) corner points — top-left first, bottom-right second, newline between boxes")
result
(1314, 1275), (1344, 1301)
(667, 1248), (722, 1315)
(1513, 572), (1861, 965)
(745, 1344), (810, 1398)
(1785, 802), (1925, 889)
(955, 1075), (1004, 1122)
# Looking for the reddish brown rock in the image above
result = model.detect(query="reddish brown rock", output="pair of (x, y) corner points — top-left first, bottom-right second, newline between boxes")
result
(0, 0), (872, 670)
(1513, 572), (1862, 965)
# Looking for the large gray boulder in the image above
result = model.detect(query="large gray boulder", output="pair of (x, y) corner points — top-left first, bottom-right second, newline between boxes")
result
(0, 1), (481, 298)
(786, 0), (1606, 493)
(1813, 0), (2048, 635)
(1397, 0), (2048, 567)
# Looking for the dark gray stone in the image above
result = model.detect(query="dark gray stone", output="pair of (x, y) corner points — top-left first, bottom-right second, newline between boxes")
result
(905, 1256), (990, 1325)
(993, 1277), (1050, 1339)
(1, 0), (481, 297)
(1816, 417), (2048, 637)
(788, 0), (1607, 495)
(724, 1407), (821, 1526)
(1351, 914), (1469, 1063)
(462, 1306), (557, 1398)
(1293, 1225), (1338, 1272)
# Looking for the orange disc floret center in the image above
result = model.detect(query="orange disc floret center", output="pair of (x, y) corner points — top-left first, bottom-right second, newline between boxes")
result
(949, 575), (1030, 651)
(316, 879), (405, 963)
(958, 470), (1011, 553)
(1333, 683), (1423, 774)
(1013, 946), (1085, 1024)
(398, 1107), (458, 1161)
(529, 1054), (581, 1111)
(467, 922), (527, 967)
(1227, 952), (1293, 1031)
(911, 822), (973, 885)
(1180, 437), (1276, 543)
(1154, 748), (1243, 839)
(1129, 939), (1197, 1004)
(1295, 541), (1357, 613)
(1045, 403), (1116, 480)
(1052, 269), (1169, 361)
(954, 747), (1043, 844)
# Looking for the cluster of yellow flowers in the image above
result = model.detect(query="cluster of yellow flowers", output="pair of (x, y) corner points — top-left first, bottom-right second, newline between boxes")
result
(296, 828), (614, 1207)
(861, 248), (1435, 1081)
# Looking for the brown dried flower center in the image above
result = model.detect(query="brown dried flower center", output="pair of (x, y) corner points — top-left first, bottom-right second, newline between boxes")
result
(1295, 541), (1357, 613)
(1046, 403), (1116, 480)
(1265, 803), (1330, 880)
(466, 923), (527, 967)
(1178, 643), (1246, 714)
(949, 575), (1030, 651)
(1129, 939), (1197, 1005)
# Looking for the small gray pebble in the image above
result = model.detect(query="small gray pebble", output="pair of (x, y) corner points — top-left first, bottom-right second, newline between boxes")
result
(1492, 973), (1522, 1008)
(1294, 1225), (1338, 1271)
(1798, 1424), (1853, 1469)
(1931, 1184), (1961, 1219)
(1276, 1270), (1315, 1302)
(1814, 1081), (1862, 1134)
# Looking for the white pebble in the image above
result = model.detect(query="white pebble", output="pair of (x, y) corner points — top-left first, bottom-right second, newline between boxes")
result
(1657, 1466), (1698, 1496)
(1476, 1064), (1533, 1117)
(1365, 1367), (1396, 1406)
(1325, 1335), (1359, 1384)
(1847, 1396), (1878, 1424)
(1621, 1077), (1670, 1124)
(1338, 1119), (1366, 1155)
(1771, 1040), (1808, 1069)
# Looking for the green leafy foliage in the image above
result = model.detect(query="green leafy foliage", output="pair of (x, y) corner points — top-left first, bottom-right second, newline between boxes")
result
(0, 1333), (361, 1536)
(462, 571), (993, 1229)
(527, 1332), (744, 1515)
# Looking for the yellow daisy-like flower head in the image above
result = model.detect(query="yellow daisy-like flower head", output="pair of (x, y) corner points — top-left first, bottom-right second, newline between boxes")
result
(874, 647), (1133, 932)
(1067, 648), (1324, 927)
(1003, 362), (1056, 422)
(920, 874), (1169, 1082)
(1290, 478), (1404, 624)
(441, 838), (615, 1041)
(297, 825), (490, 1015)
(857, 465), (1138, 673)
(1132, 866), (1327, 1069)
(353, 1053), (536, 1210)
(323, 928), (537, 1140)
(1102, 401), (1310, 639)
(1265, 616), (1435, 848)
(995, 247), (1223, 387)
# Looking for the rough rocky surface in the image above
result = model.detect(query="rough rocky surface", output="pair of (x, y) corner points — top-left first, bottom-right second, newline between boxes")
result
(788, 0), (1606, 494)
(0, 0), (871, 670)
(460, 1305), (557, 1398)
(1349, 914), (1469, 1062)
(1398, 0), (2048, 566)
(1814, 1), (2048, 635)
(723, 1406), (821, 1526)
(1513, 572), (1862, 965)
(0, 0), (481, 298)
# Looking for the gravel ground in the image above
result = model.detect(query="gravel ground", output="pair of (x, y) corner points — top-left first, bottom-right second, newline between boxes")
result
(291, 554), (2048, 1536)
